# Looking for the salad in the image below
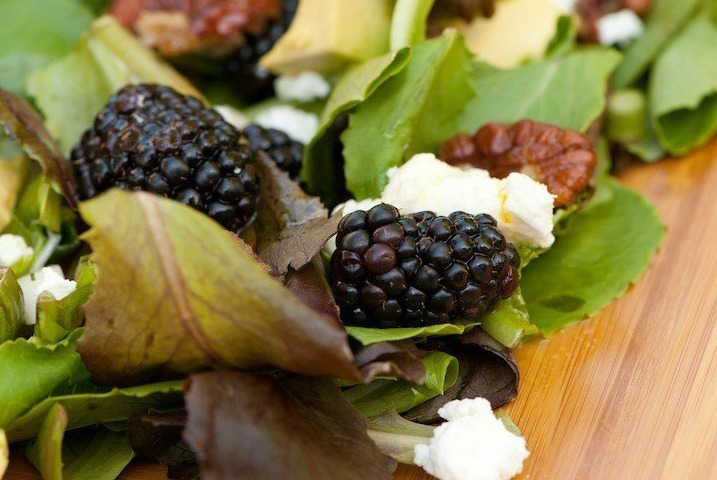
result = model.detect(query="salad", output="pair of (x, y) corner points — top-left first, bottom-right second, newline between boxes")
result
(0, 0), (714, 479)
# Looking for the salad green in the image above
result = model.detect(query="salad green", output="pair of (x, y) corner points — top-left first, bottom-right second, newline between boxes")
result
(0, 0), (710, 478)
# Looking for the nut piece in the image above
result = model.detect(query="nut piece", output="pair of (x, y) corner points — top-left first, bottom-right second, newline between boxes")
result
(576, 0), (652, 43)
(110, 0), (282, 56)
(440, 120), (597, 208)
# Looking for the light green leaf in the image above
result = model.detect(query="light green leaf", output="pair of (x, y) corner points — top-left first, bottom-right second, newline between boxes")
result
(25, 403), (67, 480)
(303, 48), (411, 202)
(480, 290), (537, 348)
(545, 15), (577, 59)
(495, 409), (522, 436)
(521, 179), (664, 334)
(343, 30), (475, 199)
(347, 322), (477, 346)
(0, 268), (24, 342)
(27, 15), (202, 154)
(25, 404), (135, 480)
(650, 15), (717, 155)
(612, 0), (704, 89)
(390, 0), (436, 50)
(77, 189), (360, 386)
(366, 409), (434, 464)
(0, 0), (93, 96)
(6, 381), (183, 443)
(35, 257), (96, 344)
(0, 330), (88, 429)
(15, 175), (64, 233)
(343, 351), (459, 417)
(461, 49), (621, 134)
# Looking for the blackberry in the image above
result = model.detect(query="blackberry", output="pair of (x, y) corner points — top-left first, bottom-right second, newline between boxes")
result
(71, 84), (260, 233)
(330, 205), (520, 329)
(227, 0), (298, 101)
(242, 124), (303, 180)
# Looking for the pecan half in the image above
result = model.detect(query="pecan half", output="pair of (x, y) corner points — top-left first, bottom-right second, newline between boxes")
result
(110, 0), (282, 56)
(440, 120), (597, 208)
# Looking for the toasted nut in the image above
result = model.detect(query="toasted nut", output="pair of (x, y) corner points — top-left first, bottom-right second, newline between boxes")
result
(440, 120), (597, 208)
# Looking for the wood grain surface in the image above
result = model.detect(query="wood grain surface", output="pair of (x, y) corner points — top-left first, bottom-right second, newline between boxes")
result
(5, 139), (717, 480)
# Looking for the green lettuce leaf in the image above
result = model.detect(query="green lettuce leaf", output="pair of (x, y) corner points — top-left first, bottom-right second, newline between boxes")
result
(480, 290), (536, 348)
(0, 0), (93, 97)
(303, 48), (411, 202)
(343, 351), (459, 417)
(347, 322), (476, 346)
(27, 15), (202, 154)
(77, 189), (361, 386)
(390, 0), (436, 50)
(545, 15), (577, 59)
(0, 268), (24, 342)
(343, 30), (475, 199)
(649, 15), (717, 155)
(6, 380), (183, 442)
(461, 49), (621, 134)
(184, 372), (397, 480)
(0, 330), (88, 428)
(25, 404), (135, 480)
(521, 179), (664, 334)
(366, 409), (434, 464)
(612, 0), (704, 89)
(35, 257), (96, 344)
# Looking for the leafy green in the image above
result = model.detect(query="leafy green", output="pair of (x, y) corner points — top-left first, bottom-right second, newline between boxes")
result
(25, 404), (135, 480)
(347, 322), (476, 346)
(366, 409), (434, 464)
(184, 372), (397, 480)
(0, 89), (79, 207)
(0, 0), (93, 97)
(304, 48), (411, 202)
(343, 30), (474, 199)
(545, 15), (577, 59)
(390, 0), (436, 50)
(27, 15), (202, 154)
(521, 179), (664, 334)
(650, 15), (717, 155)
(6, 380), (183, 442)
(0, 268), (24, 342)
(0, 330), (88, 428)
(612, 0), (704, 89)
(461, 49), (621, 134)
(343, 351), (459, 417)
(35, 257), (96, 344)
(480, 290), (537, 348)
(0, 143), (27, 232)
(78, 189), (361, 386)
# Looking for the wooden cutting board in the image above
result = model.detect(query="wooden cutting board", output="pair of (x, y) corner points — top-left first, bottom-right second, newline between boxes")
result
(5, 138), (717, 480)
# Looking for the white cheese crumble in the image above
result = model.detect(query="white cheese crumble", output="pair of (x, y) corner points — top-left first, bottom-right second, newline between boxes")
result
(414, 398), (529, 480)
(548, 0), (577, 12)
(275, 71), (331, 102)
(254, 105), (319, 144)
(597, 9), (644, 46)
(383, 154), (555, 248)
(214, 105), (250, 130)
(0, 234), (34, 268)
(17, 266), (77, 325)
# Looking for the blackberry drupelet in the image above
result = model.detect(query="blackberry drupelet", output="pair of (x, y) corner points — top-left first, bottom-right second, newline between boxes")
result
(243, 124), (303, 179)
(227, 0), (298, 100)
(330, 205), (520, 329)
(71, 84), (260, 233)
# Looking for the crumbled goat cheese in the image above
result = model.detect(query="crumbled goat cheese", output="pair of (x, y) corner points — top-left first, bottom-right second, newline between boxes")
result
(383, 154), (555, 248)
(254, 105), (319, 144)
(597, 9), (644, 46)
(0, 234), (34, 268)
(17, 266), (77, 325)
(275, 71), (331, 102)
(414, 398), (529, 480)
(214, 105), (251, 130)
(548, 0), (577, 12)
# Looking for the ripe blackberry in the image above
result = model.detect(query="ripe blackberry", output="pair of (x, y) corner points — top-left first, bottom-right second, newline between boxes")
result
(242, 124), (303, 180)
(227, 0), (298, 101)
(71, 84), (260, 233)
(330, 205), (520, 329)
